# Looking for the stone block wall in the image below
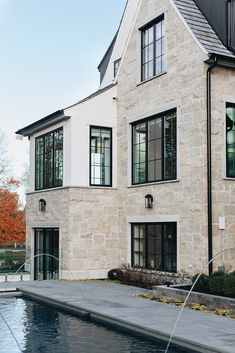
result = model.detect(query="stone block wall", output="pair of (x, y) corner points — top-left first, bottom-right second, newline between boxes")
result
(116, 0), (219, 275)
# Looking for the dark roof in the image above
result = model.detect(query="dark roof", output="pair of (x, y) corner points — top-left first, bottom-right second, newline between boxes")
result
(15, 110), (70, 137)
(172, 0), (235, 59)
(97, 33), (118, 84)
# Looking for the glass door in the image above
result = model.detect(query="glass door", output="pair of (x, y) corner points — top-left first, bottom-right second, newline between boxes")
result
(34, 228), (59, 280)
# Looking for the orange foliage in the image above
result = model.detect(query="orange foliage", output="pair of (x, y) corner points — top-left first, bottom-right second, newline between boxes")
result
(0, 179), (25, 246)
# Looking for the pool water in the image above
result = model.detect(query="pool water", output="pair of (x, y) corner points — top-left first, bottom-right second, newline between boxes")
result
(0, 297), (196, 353)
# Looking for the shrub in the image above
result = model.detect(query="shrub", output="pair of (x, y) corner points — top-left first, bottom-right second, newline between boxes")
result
(224, 274), (235, 298)
(209, 274), (226, 296)
(192, 273), (210, 293)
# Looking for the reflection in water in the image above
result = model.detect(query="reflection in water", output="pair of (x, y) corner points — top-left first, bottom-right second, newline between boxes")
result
(0, 298), (196, 353)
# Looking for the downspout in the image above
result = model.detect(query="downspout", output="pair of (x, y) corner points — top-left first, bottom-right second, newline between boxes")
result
(206, 56), (217, 275)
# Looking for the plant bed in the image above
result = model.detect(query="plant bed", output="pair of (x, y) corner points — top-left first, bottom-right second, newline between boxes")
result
(152, 285), (235, 311)
(137, 292), (235, 319)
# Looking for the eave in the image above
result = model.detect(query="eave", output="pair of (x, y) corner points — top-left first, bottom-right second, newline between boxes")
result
(15, 110), (71, 137)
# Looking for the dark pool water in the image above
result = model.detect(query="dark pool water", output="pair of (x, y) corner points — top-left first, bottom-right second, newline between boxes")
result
(0, 297), (196, 353)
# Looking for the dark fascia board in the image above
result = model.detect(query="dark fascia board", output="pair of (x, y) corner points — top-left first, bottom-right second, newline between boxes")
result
(205, 53), (235, 70)
(15, 110), (71, 137)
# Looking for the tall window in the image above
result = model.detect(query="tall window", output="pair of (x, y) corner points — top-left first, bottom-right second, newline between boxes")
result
(35, 128), (63, 190)
(90, 126), (112, 186)
(132, 109), (176, 185)
(226, 103), (235, 177)
(131, 223), (177, 272)
(141, 16), (165, 81)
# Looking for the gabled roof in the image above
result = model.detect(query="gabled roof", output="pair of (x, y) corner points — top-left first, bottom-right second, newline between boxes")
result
(172, 0), (235, 59)
(15, 84), (116, 137)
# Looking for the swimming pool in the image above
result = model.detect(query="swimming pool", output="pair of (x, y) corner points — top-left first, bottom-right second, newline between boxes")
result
(0, 297), (197, 353)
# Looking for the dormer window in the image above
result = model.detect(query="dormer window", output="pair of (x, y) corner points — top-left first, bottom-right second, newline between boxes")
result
(141, 16), (165, 82)
(114, 58), (121, 78)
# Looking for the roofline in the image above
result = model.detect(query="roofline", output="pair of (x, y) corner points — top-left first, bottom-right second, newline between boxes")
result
(15, 110), (70, 137)
(97, 32), (118, 71)
(97, 0), (128, 71)
(64, 83), (116, 110)
(169, 0), (208, 56)
(205, 53), (235, 69)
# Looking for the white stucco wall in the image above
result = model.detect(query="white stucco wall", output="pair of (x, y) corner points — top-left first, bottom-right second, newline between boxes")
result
(64, 85), (117, 187)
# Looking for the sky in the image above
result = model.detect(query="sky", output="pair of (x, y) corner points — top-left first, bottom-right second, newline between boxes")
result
(0, 0), (126, 199)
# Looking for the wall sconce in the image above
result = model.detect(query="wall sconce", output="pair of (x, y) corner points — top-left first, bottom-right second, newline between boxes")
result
(39, 199), (46, 212)
(145, 194), (153, 209)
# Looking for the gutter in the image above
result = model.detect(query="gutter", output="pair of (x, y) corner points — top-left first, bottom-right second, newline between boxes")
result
(206, 56), (217, 275)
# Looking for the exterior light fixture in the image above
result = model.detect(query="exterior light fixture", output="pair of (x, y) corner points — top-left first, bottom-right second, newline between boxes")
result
(145, 194), (153, 209)
(39, 199), (46, 212)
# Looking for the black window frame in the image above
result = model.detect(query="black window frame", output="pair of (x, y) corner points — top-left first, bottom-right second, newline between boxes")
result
(226, 102), (235, 178)
(35, 127), (63, 191)
(131, 222), (177, 273)
(131, 109), (177, 185)
(89, 125), (112, 187)
(141, 14), (165, 82)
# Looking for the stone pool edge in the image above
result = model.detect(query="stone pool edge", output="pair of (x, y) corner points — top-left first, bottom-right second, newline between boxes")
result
(17, 287), (225, 353)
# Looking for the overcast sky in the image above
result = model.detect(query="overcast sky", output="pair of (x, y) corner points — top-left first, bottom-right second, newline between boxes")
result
(0, 0), (126, 194)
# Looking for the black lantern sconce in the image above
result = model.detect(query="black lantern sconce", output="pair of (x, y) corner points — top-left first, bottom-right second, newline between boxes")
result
(145, 194), (153, 209)
(39, 199), (46, 212)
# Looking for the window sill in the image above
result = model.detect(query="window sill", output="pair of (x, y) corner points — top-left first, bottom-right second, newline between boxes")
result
(137, 71), (167, 87)
(223, 177), (235, 181)
(127, 179), (180, 188)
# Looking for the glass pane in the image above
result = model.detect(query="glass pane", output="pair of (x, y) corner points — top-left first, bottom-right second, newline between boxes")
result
(164, 113), (177, 179)
(148, 139), (161, 161)
(156, 39), (162, 57)
(148, 119), (162, 141)
(155, 56), (162, 75)
(90, 127), (111, 185)
(164, 223), (177, 272)
(147, 224), (162, 270)
(226, 103), (235, 177)
(155, 21), (162, 40)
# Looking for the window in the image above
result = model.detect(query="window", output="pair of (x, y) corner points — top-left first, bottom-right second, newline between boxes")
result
(131, 223), (177, 272)
(90, 126), (112, 186)
(114, 58), (121, 77)
(141, 16), (165, 81)
(35, 128), (63, 190)
(226, 103), (235, 177)
(132, 109), (176, 185)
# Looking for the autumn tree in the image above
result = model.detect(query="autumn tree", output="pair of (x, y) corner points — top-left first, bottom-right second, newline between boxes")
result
(0, 131), (25, 246)
(0, 178), (25, 246)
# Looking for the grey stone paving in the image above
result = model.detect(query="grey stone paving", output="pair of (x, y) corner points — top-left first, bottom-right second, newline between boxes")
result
(0, 280), (235, 353)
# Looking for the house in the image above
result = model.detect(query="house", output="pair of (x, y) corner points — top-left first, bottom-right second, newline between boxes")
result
(16, 0), (235, 280)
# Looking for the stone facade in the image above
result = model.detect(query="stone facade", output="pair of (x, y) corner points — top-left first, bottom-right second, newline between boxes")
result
(25, 0), (235, 280)
(116, 0), (235, 274)
(26, 187), (119, 279)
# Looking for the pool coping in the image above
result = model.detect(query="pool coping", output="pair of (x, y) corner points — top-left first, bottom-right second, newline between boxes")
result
(17, 286), (230, 353)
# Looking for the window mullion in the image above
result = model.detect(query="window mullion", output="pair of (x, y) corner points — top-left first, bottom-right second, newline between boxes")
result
(146, 122), (148, 182)
(162, 117), (165, 180)
(161, 224), (164, 271)
(153, 24), (156, 77)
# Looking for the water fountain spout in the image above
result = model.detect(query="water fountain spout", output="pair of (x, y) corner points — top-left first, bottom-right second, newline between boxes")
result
(164, 246), (235, 353)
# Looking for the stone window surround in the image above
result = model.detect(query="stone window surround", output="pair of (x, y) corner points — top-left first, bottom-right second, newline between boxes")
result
(126, 103), (180, 187)
(136, 7), (168, 85)
(126, 215), (180, 272)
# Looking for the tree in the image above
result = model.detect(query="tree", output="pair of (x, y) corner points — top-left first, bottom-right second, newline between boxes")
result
(0, 179), (25, 246)
(0, 130), (12, 187)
